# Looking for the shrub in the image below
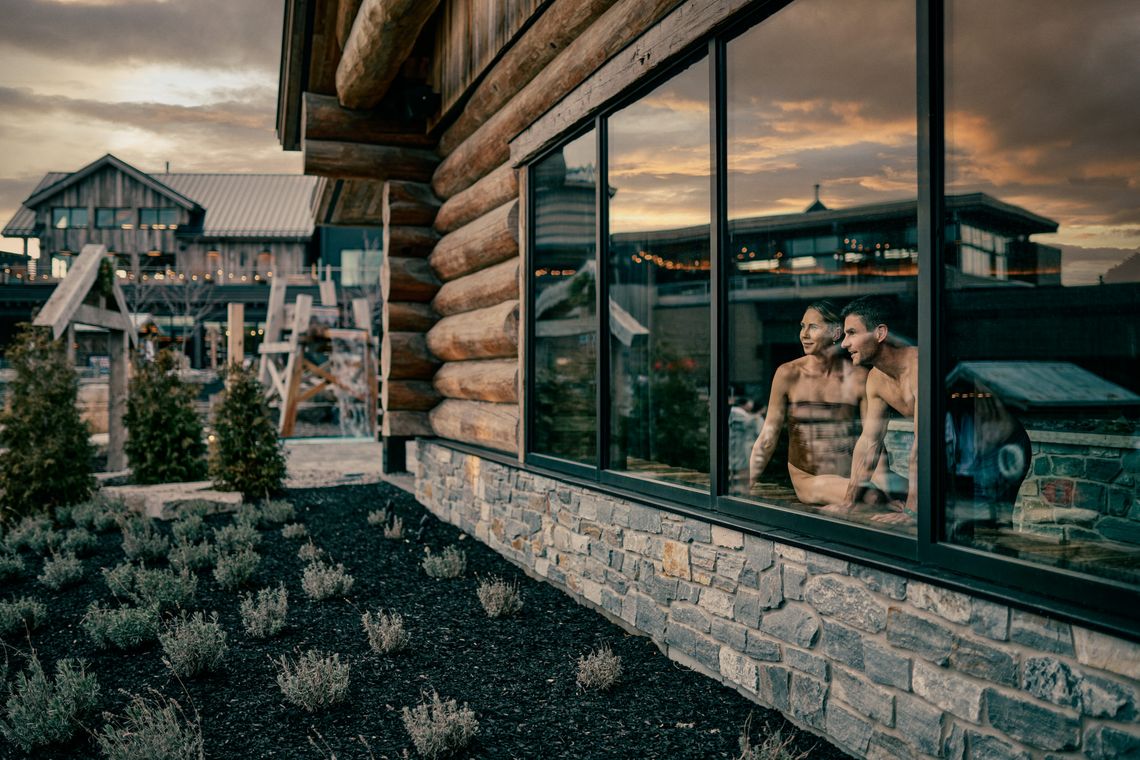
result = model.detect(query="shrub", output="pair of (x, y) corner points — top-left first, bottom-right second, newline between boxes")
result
(103, 561), (136, 596)
(159, 611), (227, 678)
(82, 602), (159, 650)
(239, 584), (288, 639)
(274, 650), (350, 712)
(59, 527), (98, 556)
(212, 547), (259, 590)
(476, 577), (523, 618)
(208, 363), (287, 500)
(401, 691), (478, 760)
(301, 561), (355, 600)
(3, 516), (59, 555)
(212, 520), (261, 555)
(124, 350), (207, 484)
(281, 522), (308, 540)
(0, 655), (99, 751)
(121, 518), (171, 562)
(96, 691), (204, 760)
(38, 551), (84, 590)
(172, 514), (209, 546)
(259, 499), (296, 525)
(168, 541), (213, 573)
(362, 610), (409, 654)
(422, 547), (466, 579)
(0, 325), (95, 522)
(0, 596), (47, 637)
(297, 540), (325, 563)
(737, 716), (812, 760)
(70, 495), (124, 533)
(576, 646), (622, 692)
(367, 509), (388, 527)
(0, 552), (25, 581)
(384, 516), (404, 540)
(132, 566), (199, 611)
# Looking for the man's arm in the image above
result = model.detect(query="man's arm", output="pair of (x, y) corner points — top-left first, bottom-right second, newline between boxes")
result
(749, 366), (791, 488)
(826, 374), (890, 511)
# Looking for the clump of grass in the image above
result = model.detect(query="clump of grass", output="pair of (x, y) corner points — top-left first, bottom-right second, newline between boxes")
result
(212, 521), (261, 555)
(59, 527), (98, 557)
(422, 546), (465, 579)
(274, 650), (350, 712)
(0, 552), (26, 581)
(0, 655), (99, 752)
(476, 577), (523, 618)
(297, 540), (325, 563)
(737, 714), (813, 760)
(159, 611), (228, 678)
(0, 596), (47, 637)
(401, 691), (478, 760)
(3, 516), (59, 555)
(281, 522), (308, 540)
(366, 509), (388, 527)
(169, 540), (213, 573)
(212, 547), (260, 590)
(82, 602), (159, 650)
(120, 518), (171, 562)
(384, 516), (404, 540)
(576, 646), (622, 692)
(362, 609), (409, 654)
(240, 584), (288, 639)
(96, 690), (204, 760)
(301, 561), (355, 600)
(38, 551), (84, 590)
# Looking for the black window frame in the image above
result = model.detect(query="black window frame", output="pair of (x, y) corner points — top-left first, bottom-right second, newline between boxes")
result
(522, 0), (1140, 635)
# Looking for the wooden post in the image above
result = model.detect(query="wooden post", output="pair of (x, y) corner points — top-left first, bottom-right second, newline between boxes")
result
(336, 0), (442, 109)
(227, 303), (244, 366)
(106, 330), (128, 471)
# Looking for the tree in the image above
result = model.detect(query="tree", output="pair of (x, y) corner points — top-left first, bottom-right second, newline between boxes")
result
(124, 350), (207, 484)
(208, 363), (287, 500)
(0, 325), (95, 521)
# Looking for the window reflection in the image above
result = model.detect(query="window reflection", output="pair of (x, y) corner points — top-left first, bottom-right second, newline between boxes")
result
(608, 58), (711, 488)
(532, 130), (598, 464)
(945, 1), (1140, 584)
(726, 0), (918, 534)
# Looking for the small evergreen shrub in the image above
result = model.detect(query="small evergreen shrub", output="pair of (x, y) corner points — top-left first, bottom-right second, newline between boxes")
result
(301, 561), (355, 600)
(212, 520), (261, 555)
(297, 540), (325, 563)
(274, 650), (350, 712)
(3, 516), (59, 555)
(0, 552), (25, 581)
(367, 509), (388, 527)
(120, 518), (171, 562)
(476, 577), (523, 618)
(239, 584), (288, 638)
(82, 602), (159, 650)
(159, 611), (227, 678)
(132, 566), (199, 611)
(212, 547), (259, 590)
(59, 527), (98, 556)
(259, 499), (296, 525)
(0, 325), (95, 522)
(0, 655), (99, 752)
(362, 610), (409, 654)
(124, 350), (207, 484)
(576, 646), (622, 692)
(69, 495), (124, 533)
(172, 514), (209, 546)
(281, 522), (308, 540)
(208, 363), (287, 500)
(0, 596), (47, 637)
(422, 547), (465, 579)
(384, 516), (404, 540)
(96, 692), (205, 760)
(168, 541), (213, 573)
(401, 691), (478, 760)
(38, 551), (84, 590)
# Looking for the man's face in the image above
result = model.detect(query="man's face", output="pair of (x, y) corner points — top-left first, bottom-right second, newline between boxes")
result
(799, 308), (837, 356)
(842, 314), (879, 367)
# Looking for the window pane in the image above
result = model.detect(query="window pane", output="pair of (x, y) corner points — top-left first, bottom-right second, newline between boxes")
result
(533, 130), (598, 464)
(727, 0), (918, 535)
(945, 1), (1140, 583)
(97, 208), (132, 229)
(608, 58), (710, 489)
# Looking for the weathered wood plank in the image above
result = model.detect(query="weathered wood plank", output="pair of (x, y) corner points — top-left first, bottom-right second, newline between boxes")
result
(432, 0), (685, 198)
(304, 139), (438, 182)
(382, 410), (433, 437)
(426, 299), (518, 362)
(381, 256), (441, 303)
(429, 399), (519, 454)
(383, 301), (438, 333)
(336, 0), (443, 109)
(382, 379), (441, 411)
(432, 258), (519, 317)
(381, 331), (440, 380)
(303, 92), (433, 147)
(107, 330), (129, 472)
(438, 0), (619, 157)
(382, 181), (441, 227)
(383, 225), (439, 259)
(433, 163), (518, 235)
(428, 200), (519, 282)
(433, 359), (518, 403)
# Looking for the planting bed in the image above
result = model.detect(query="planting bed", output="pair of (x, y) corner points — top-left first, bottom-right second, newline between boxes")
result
(1, 482), (848, 759)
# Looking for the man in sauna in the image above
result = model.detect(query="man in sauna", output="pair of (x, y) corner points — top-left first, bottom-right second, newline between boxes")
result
(748, 300), (870, 505)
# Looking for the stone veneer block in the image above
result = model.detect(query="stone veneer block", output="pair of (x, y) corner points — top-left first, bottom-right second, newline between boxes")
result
(805, 575), (888, 633)
(985, 688), (1080, 751)
(886, 608), (954, 665)
(1009, 610), (1074, 656)
(949, 635), (1018, 687)
(908, 581), (972, 625)
(1073, 626), (1140, 681)
(1083, 724), (1140, 760)
(790, 672), (828, 729)
(719, 646), (759, 693)
(826, 701), (874, 756)
(661, 540), (691, 580)
(912, 660), (985, 722)
(863, 639), (911, 691)
(851, 566), (907, 600)
(895, 692), (945, 757)
(969, 598), (1011, 641)
(783, 563), (807, 601)
(821, 620), (866, 671)
(965, 730), (1032, 760)
(831, 666), (895, 726)
(711, 525), (744, 548)
(760, 606), (820, 648)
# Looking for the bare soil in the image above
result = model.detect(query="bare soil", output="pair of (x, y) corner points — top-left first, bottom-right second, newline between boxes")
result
(1, 482), (850, 759)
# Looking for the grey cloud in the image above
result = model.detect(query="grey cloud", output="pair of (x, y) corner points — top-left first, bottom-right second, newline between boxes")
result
(0, 0), (282, 71)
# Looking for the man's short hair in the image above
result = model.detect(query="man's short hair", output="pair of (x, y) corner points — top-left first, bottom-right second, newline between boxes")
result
(841, 295), (897, 331)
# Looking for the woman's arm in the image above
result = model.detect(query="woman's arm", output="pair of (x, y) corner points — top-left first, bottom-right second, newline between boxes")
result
(749, 366), (791, 488)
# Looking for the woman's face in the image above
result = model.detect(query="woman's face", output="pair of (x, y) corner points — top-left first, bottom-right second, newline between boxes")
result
(799, 308), (838, 356)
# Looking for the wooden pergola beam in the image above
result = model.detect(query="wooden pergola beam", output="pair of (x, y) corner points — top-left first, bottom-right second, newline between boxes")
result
(336, 0), (442, 110)
(304, 139), (438, 182)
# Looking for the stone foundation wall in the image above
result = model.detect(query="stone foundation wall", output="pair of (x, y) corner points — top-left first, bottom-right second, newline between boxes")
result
(413, 441), (1140, 759)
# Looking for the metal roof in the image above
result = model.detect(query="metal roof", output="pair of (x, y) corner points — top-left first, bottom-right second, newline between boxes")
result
(3, 166), (319, 240)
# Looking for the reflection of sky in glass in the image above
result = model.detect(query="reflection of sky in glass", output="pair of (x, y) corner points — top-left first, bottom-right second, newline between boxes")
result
(607, 57), (710, 234)
(947, 0), (1140, 283)
(727, 0), (917, 220)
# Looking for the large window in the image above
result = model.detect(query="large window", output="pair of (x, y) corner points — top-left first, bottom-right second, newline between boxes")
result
(139, 207), (180, 229)
(52, 207), (88, 229)
(524, 0), (1140, 624)
(96, 207), (133, 229)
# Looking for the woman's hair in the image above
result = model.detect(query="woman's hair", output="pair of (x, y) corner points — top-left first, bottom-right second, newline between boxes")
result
(806, 299), (841, 327)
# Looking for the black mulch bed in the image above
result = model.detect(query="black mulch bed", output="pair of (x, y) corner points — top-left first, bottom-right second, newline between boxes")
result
(1, 482), (850, 759)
